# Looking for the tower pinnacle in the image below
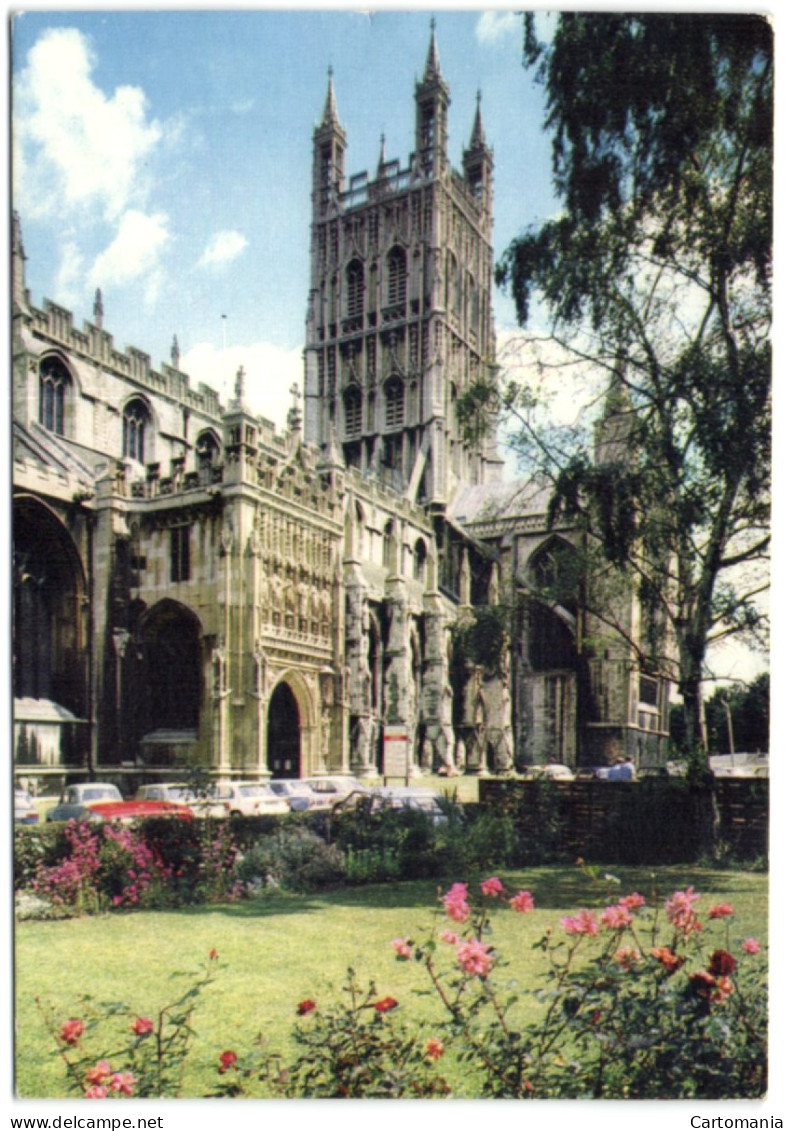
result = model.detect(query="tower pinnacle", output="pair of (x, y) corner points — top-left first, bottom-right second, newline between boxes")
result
(321, 66), (340, 127)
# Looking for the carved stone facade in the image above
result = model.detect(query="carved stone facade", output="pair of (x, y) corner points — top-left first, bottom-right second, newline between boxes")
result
(11, 30), (668, 792)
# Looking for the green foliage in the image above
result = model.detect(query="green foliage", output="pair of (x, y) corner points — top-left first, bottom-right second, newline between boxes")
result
(452, 605), (509, 676)
(37, 954), (219, 1098)
(407, 877), (767, 1099)
(278, 970), (450, 1098)
(236, 827), (346, 893)
(496, 13), (771, 756)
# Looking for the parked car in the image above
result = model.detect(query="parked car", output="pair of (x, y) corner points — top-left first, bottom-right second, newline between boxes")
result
(373, 786), (448, 823)
(14, 788), (39, 825)
(268, 779), (326, 812)
(134, 782), (225, 817)
(45, 781), (193, 824)
(302, 775), (371, 810)
(206, 781), (290, 817)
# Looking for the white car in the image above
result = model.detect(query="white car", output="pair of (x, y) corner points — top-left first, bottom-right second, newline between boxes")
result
(207, 781), (290, 817)
(268, 779), (326, 812)
(302, 775), (371, 810)
(15, 788), (39, 825)
(134, 782), (223, 817)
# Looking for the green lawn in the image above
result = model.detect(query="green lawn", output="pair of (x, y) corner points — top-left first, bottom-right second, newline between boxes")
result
(15, 864), (768, 1098)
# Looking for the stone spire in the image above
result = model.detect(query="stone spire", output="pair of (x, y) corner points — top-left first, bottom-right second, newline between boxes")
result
(93, 288), (104, 328)
(469, 89), (487, 149)
(171, 334), (180, 368)
(423, 18), (443, 83)
(320, 66), (340, 128)
(378, 133), (387, 172)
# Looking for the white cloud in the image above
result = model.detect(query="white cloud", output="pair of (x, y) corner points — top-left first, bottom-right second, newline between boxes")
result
(14, 27), (164, 222)
(89, 210), (170, 292)
(198, 230), (249, 269)
(53, 241), (86, 308)
(475, 12), (522, 44)
(181, 341), (303, 429)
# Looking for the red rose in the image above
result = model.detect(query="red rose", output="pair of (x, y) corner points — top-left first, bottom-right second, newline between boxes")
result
(131, 1016), (154, 1036)
(708, 949), (738, 977)
(373, 996), (399, 1013)
(218, 1050), (237, 1074)
(60, 1019), (85, 1046)
(689, 971), (717, 999)
(296, 999), (317, 1016)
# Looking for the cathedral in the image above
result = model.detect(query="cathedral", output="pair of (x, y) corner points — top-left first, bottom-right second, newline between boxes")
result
(11, 29), (669, 793)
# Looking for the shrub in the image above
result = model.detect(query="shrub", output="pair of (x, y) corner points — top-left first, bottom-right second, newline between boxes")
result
(38, 953), (219, 1098)
(24, 818), (244, 916)
(395, 874), (768, 1098)
(236, 828), (345, 893)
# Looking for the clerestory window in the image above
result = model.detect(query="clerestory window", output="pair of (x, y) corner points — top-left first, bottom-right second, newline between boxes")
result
(39, 357), (71, 435)
(123, 398), (149, 463)
(384, 377), (405, 429)
(386, 247), (407, 308)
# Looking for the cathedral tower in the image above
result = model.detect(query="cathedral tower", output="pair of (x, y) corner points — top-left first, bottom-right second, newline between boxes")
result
(303, 25), (503, 508)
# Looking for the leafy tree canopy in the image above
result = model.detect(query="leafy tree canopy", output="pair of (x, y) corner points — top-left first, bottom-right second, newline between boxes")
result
(496, 13), (772, 756)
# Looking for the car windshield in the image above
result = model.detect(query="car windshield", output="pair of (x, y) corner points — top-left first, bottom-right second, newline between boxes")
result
(84, 787), (120, 801)
(164, 787), (194, 801)
(238, 785), (272, 797)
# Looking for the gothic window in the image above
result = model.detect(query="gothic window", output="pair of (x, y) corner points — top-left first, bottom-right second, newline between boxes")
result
(420, 104), (436, 150)
(170, 525), (190, 583)
(39, 356), (71, 436)
(122, 398), (150, 463)
(383, 521), (395, 569)
(414, 538), (427, 583)
(446, 252), (461, 318)
(386, 246), (407, 308)
(344, 386), (362, 437)
(195, 429), (221, 469)
(346, 259), (365, 318)
(384, 377), (405, 428)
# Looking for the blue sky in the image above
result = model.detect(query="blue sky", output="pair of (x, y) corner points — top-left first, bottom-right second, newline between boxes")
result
(12, 9), (556, 420)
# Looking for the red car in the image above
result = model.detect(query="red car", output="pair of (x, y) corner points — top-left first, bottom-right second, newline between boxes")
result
(45, 782), (193, 823)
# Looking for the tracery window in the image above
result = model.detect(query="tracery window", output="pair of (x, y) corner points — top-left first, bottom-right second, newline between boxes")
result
(346, 259), (365, 318)
(344, 386), (363, 437)
(384, 377), (405, 428)
(39, 357), (70, 435)
(386, 246), (407, 308)
(123, 398), (149, 463)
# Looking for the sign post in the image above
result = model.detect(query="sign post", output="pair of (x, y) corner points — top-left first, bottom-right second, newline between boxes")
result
(383, 725), (410, 785)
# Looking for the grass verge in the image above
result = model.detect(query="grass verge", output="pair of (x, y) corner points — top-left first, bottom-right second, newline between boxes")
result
(15, 863), (768, 1098)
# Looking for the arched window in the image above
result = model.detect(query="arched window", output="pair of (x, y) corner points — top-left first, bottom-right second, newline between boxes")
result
(414, 538), (427, 583)
(384, 377), (405, 429)
(386, 246), (407, 308)
(344, 386), (362, 437)
(383, 521), (395, 570)
(123, 399), (150, 463)
(346, 259), (365, 318)
(195, 429), (221, 468)
(39, 357), (71, 435)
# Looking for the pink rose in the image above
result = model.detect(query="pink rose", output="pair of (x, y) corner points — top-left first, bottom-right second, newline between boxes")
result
(480, 876), (504, 897)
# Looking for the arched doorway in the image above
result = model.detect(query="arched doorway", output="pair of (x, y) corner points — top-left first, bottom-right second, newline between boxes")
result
(13, 497), (87, 711)
(267, 681), (301, 777)
(135, 601), (203, 734)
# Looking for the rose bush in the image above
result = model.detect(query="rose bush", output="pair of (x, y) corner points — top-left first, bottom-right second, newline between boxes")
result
(38, 869), (767, 1099)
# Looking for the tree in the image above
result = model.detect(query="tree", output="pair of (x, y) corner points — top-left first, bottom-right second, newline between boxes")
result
(495, 13), (771, 762)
